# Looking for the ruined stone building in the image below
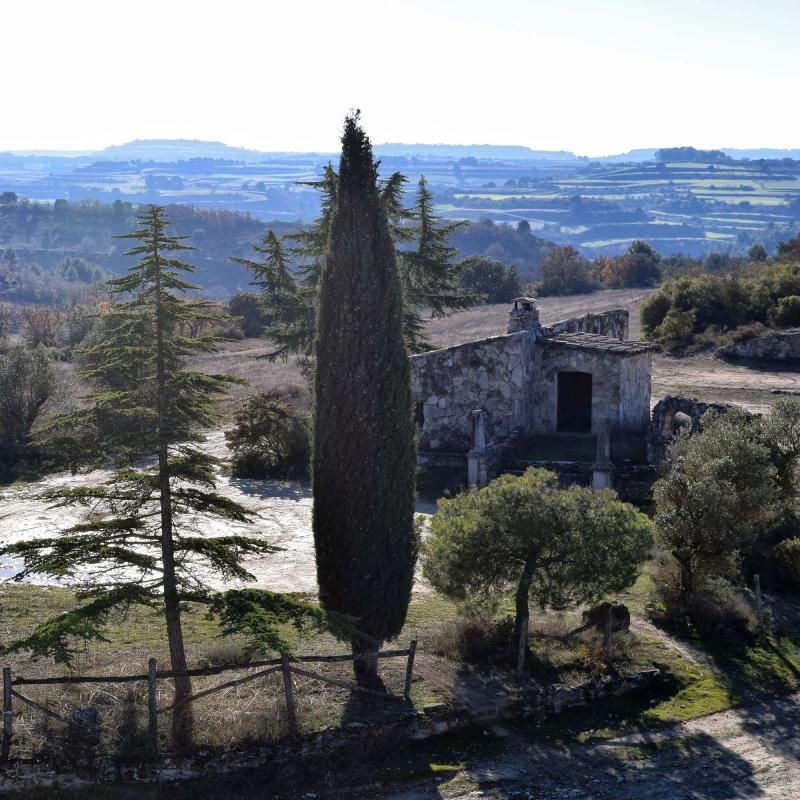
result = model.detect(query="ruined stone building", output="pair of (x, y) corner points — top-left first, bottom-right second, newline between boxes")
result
(411, 298), (654, 492)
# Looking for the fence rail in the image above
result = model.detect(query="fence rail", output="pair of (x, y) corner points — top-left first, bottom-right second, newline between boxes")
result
(0, 642), (417, 761)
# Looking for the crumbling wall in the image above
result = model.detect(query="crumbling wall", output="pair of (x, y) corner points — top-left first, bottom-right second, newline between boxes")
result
(541, 309), (629, 341)
(411, 331), (533, 453)
(648, 395), (736, 463)
(718, 328), (800, 362)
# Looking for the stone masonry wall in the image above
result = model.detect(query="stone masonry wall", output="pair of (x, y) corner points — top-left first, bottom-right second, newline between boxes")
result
(718, 328), (800, 362)
(532, 342), (624, 435)
(411, 332), (533, 452)
(541, 309), (629, 341)
(618, 353), (652, 435)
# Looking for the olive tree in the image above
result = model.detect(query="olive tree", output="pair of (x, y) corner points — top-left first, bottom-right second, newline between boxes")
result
(422, 468), (652, 673)
(654, 410), (781, 598)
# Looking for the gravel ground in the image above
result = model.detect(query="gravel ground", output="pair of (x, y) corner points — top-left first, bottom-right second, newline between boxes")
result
(388, 692), (800, 800)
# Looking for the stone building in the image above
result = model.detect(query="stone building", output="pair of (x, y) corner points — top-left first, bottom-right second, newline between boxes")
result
(411, 298), (653, 487)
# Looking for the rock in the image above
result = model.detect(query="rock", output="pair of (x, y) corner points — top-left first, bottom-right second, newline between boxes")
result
(582, 601), (630, 632)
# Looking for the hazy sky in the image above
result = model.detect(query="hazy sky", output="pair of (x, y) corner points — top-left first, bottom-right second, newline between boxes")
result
(5, 0), (798, 156)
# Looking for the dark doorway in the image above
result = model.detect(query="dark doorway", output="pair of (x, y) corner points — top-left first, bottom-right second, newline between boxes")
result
(557, 371), (592, 433)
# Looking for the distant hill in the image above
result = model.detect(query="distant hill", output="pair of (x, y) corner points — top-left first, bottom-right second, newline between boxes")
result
(374, 143), (582, 161)
(722, 148), (800, 161)
(95, 139), (289, 163)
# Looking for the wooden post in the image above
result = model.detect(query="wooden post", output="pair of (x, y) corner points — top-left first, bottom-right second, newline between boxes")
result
(147, 658), (158, 757)
(280, 653), (298, 736)
(604, 605), (613, 658)
(2, 667), (11, 762)
(754, 574), (764, 624)
(404, 641), (417, 700)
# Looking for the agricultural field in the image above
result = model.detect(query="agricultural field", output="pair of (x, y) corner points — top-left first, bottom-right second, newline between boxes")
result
(439, 159), (800, 257)
(4, 144), (798, 265)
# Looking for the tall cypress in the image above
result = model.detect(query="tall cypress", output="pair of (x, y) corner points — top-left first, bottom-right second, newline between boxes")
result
(312, 113), (417, 685)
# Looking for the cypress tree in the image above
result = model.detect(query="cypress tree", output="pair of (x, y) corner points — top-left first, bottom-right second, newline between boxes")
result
(313, 113), (417, 686)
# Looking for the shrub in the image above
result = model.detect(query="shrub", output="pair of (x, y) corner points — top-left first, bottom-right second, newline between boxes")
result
(459, 255), (523, 304)
(773, 538), (800, 587)
(228, 292), (267, 338)
(686, 583), (760, 642)
(226, 391), (310, 480)
(640, 290), (671, 336)
(536, 245), (597, 296)
(0, 343), (60, 453)
(776, 295), (800, 328)
(651, 561), (760, 641)
(426, 616), (515, 663)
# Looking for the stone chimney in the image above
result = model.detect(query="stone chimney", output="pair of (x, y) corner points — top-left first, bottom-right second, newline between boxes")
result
(507, 297), (541, 335)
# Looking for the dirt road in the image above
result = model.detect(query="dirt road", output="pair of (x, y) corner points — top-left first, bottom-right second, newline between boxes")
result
(389, 692), (800, 799)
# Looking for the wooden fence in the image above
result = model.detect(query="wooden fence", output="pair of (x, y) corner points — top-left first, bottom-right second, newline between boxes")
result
(0, 641), (417, 761)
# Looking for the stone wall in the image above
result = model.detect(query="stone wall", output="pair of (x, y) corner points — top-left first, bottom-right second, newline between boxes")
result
(618, 353), (652, 434)
(718, 328), (800, 362)
(541, 309), (629, 341)
(532, 342), (649, 436)
(648, 395), (737, 463)
(411, 331), (533, 453)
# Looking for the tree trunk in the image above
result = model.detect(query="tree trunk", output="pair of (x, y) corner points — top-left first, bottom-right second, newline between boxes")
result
(513, 563), (535, 675)
(160, 453), (193, 750)
(675, 552), (694, 598)
(351, 636), (380, 689)
(153, 228), (193, 750)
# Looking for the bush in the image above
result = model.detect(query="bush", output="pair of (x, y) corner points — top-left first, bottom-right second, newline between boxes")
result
(773, 538), (800, 587)
(651, 561), (759, 641)
(687, 583), (760, 642)
(776, 295), (800, 328)
(0, 344), (59, 450)
(458, 255), (523, 304)
(426, 616), (515, 663)
(640, 290), (671, 336)
(229, 292), (267, 338)
(226, 391), (310, 480)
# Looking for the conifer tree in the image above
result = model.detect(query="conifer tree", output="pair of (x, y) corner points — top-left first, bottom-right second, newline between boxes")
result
(313, 114), (417, 686)
(241, 166), (478, 357)
(1, 207), (281, 747)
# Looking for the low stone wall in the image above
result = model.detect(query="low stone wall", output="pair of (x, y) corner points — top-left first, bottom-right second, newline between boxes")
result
(542, 309), (629, 342)
(718, 328), (800, 362)
(648, 395), (737, 464)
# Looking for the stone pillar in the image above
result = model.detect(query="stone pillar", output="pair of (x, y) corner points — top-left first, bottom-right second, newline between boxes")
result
(592, 417), (614, 491)
(467, 409), (489, 488)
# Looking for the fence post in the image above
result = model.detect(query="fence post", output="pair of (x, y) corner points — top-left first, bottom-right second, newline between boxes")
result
(754, 574), (764, 624)
(2, 666), (11, 762)
(147, 658), (158, 757)
(404, 641), (417, 700)
(280, 653), (298, 737)
(604, 605), (613, 658)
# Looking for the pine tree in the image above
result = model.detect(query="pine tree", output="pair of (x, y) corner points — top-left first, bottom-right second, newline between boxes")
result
(1, 207), (280, 747)
(313, 114), (418, 686)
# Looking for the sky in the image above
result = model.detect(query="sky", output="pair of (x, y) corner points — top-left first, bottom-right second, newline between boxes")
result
(4, 0), (799, 156)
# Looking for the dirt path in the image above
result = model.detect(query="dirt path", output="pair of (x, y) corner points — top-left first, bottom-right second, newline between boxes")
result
(388, 692), (800, 799)
(628, 617), (714, 672)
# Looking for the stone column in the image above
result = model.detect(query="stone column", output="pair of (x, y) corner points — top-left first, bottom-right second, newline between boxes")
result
(592, 416), (614, 491)
(467, 409), (488, 488)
